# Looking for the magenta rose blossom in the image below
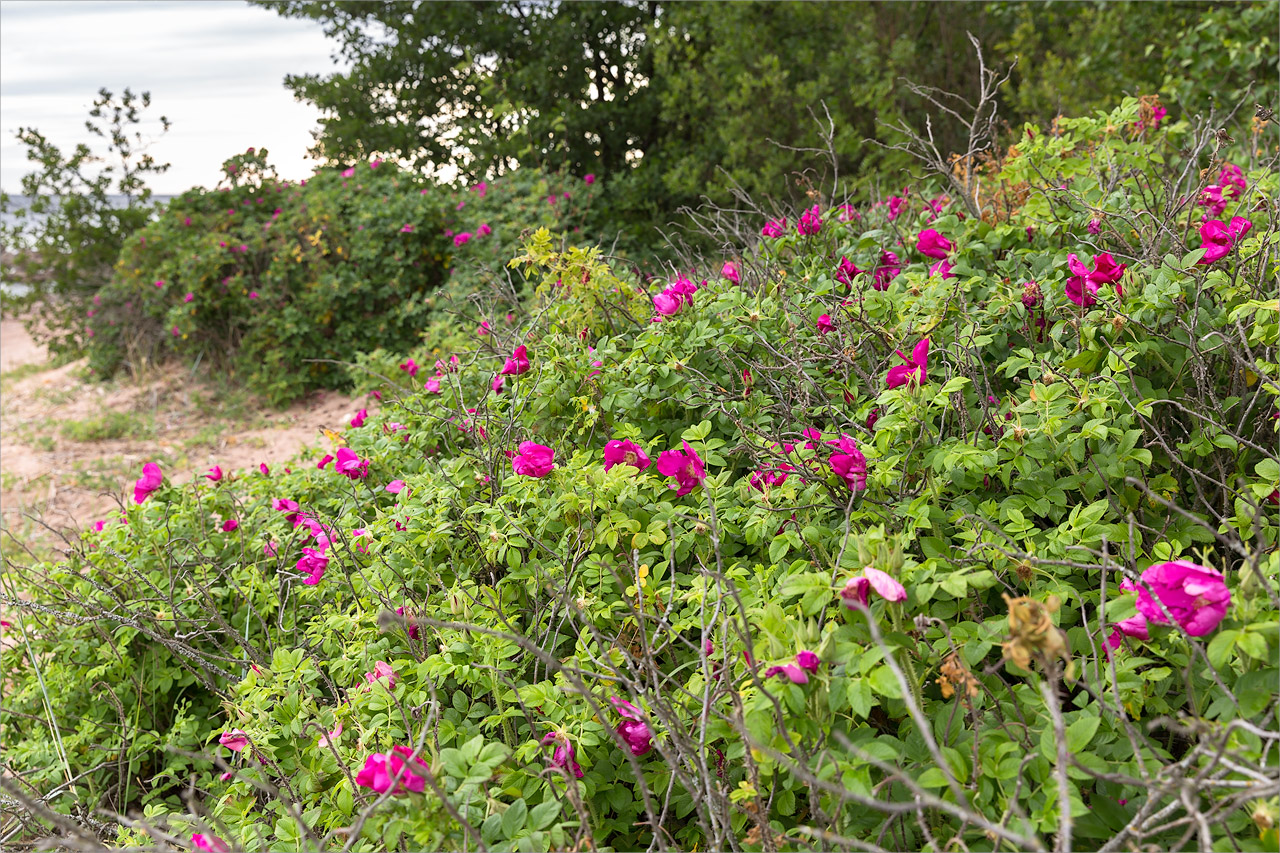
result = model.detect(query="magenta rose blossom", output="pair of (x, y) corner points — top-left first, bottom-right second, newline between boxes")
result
(916, 228), (953, 259)
(500, 345), (531, 376)
(655, 440), (706, 496)
(761, 217), (787, 238)
(836, 256), (864, 286)
(929, 259), (956, 279)
(205, 465), (223, 482)
(512, 441), (555, 477)
(219, 729), (249, 752)
(191, 834), (230, 852)
(885, 338), (930, 389)
(840, 567), (907, 609)
(541, 731), (584, 778)
(297, 547), (329, 585)
(653, 289), (683, 316)
(1105, 613), (1151, 650)
(1196, 217), (1252, 264)
(816, 313), (835, 334)
(872, 251), (901, 290)
(603, 439), (651, 472)
(1120, 560), (1231, 637)
(334, 447), (370, 479)
(610, 697), (653, 756)
(795, 650), (821, 673)
(355, 745), (429, 794)
(133, 462), (164, 504)
(764, 663), (809, 684)
(797, 204), (823, 236)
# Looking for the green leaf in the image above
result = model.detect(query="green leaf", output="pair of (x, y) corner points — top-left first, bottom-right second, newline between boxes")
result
(1065, 713), (1102, 753)
(1207, 630), (1239, 670)
(1236, 631), (1268, 662)
(502, 798), (528, 839)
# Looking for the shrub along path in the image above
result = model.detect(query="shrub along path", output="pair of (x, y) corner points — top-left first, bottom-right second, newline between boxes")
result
(0, 314), (370, 557)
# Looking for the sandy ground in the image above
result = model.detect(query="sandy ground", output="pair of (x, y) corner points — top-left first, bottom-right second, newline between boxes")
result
(0, 315), (371, 552)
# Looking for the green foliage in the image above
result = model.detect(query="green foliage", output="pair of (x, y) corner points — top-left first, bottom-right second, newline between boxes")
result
(5, 99), (1278, 851)
(0, 88), (171, 359)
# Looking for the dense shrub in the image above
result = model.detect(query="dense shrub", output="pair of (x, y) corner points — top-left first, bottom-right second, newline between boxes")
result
(4, 98), (1278, 851)
(86, 154), (630, 404)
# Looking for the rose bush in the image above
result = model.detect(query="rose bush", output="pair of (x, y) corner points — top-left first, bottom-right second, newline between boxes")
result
(3, 98), (1277, 851)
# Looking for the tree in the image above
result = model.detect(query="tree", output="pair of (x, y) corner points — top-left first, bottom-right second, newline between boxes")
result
(0, 88), (170, 358)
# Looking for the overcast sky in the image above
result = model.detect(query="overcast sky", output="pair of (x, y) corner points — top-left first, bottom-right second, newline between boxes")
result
(0, 0), (349, 194)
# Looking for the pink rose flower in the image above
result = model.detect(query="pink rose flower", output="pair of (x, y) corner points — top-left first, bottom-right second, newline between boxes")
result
(355, 745), (429, 794)
(133, 462), (163, 504)
(512, 441), (555, 477)
(500, 344), (530, 376)
(603, 439), (651, 472)
(192, 833), (230, 852)
(610, 697), (653, 756)
(1120, 560), (1231, 637)
(205, 466), (223, 482)
(885, 338), (930, 389)
(541, 731), (584, 778)
(916, 228), (953, 259)
(655, 440), (706, 496)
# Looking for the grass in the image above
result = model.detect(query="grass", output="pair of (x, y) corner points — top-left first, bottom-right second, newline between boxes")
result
(60, 412), (155, 443)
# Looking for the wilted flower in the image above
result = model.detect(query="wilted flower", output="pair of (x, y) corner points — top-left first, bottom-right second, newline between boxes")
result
(355, 745), (428, 794)
(350, 408), (367, 428)
(1021, 281), (1042, 309)
(610, 697), (653, 756)
(512, 442), (555, 477)
(1087, 217), (1102, 235)
(1120, 560), (1231, 637)
(1001, 593), (1073, 679)
(133, 462), (163, 504)
(656, 440), (706, 496)
(540, 731), (584, 778)
(603, 439), (651, 472)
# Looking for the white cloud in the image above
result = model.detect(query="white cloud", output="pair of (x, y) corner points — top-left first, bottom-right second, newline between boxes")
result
(0, 0), (349, 194)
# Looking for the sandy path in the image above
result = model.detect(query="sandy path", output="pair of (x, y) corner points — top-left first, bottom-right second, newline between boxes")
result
(0, 316), (45, 372)
(0, 315), (373, 550)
